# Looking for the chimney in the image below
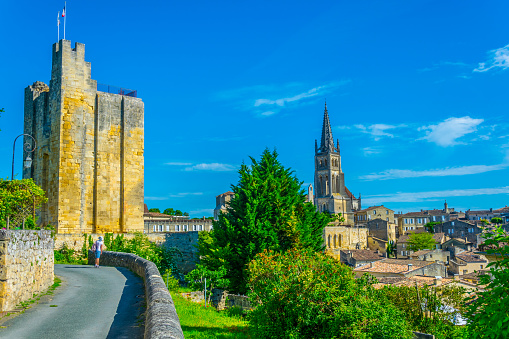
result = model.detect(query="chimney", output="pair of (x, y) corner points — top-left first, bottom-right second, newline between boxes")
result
(407, 263), (413, 271)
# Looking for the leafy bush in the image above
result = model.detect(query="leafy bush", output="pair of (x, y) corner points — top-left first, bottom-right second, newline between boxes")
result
(247, 248), (412, 339)
(55, 243), (86, 264)
(185, 264), (229, 294)
(466, 225), (509, 338)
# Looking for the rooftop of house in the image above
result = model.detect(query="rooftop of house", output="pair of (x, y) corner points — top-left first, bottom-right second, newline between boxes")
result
(410, 249), (433, 257)
(373, 275), (451, 288)
(356, 205), (392, 213)
(345, 187), (356, 199)
(443, 237), (474, 245)
(340, 249), (385, 261)
(455, 252), (487, 263)
(353, 258), (431, 274)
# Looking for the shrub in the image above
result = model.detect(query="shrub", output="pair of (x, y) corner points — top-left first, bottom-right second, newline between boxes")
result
(247, 248), (412, 338)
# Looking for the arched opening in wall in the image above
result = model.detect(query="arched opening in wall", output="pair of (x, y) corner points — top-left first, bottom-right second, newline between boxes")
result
(325, 159), (328, 167)
(332, 174), (336, 193)
(336, 175), (340, 193)
(323, 203), (327, 212)
(325, 176), (329, 195)
(319, 176), (323, 196)
(337, 234), (342, 248)
(328, 234), (331, 248)
(320, 160), (323, 167)
(333, 234), (337, 248)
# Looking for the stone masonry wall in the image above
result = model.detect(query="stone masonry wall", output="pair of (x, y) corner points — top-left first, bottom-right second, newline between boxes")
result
(24, 40), (144, 234)
(88, 251), (184, 339)
(0, 230), (54, 312)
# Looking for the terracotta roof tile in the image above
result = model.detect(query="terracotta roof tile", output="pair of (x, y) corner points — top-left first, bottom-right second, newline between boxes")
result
(340, 249), (384, 261)
(354, 258), (431, 274)
(456, 253), (487, 263)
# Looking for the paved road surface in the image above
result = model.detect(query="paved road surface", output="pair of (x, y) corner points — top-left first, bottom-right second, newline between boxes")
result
(0, 264), (144, 339)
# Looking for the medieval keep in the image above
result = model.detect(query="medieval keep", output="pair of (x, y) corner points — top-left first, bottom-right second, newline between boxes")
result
(23, 40), (144, 234)
(314, 103), (361, 225)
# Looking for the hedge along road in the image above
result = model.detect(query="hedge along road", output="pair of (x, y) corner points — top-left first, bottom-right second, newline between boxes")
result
(0, 264), (144, 339)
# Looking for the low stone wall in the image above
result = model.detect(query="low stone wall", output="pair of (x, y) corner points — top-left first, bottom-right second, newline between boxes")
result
(211, 289), (251, 312)
(88, 250), (184, 339)
(0, 230), (54, 312)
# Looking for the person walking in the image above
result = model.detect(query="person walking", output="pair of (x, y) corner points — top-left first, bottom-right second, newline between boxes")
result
(94, 236), (104, 268)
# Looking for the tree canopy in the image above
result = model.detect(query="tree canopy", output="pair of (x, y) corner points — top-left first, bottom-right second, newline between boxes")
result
(148, 208), (161, 213)
(407, 232), (436, 252)
(424, 221), (441, 233)
(199, 149), (331, 294)
(491, 217), (503, 224)
(0, 178), (47, 229)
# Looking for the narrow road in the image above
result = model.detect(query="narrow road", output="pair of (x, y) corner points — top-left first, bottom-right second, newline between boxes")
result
(0, 264), (144, 339)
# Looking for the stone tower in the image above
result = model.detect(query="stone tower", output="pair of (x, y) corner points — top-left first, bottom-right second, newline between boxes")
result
(24, 40), (144, 234)
(314, 103), (360, 225)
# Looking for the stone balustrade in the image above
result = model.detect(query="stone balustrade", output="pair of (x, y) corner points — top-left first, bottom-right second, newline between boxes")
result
(88, 250), (184, 339)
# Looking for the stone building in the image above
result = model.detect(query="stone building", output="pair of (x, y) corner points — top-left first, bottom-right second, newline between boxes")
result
(313, 103), (360, 224)
(355, 205), (395, 224)
(214, 191), (234, 220)
(396, 231), (445, 258)
(143, 205), (213, 233)
(24, 40), (144, 233)
(339, 249), (385, 267)
(396, 201), (464, 236)
(449, 252), (488, 276)
(436, 219), (482, 244)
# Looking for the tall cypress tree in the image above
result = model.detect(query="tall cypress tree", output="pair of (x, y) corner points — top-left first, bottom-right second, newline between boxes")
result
(204, 149), (330, 294)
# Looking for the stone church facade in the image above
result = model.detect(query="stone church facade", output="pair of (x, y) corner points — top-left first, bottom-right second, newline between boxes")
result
(313, 103), (361, 226)
(24, 40), (144, 234)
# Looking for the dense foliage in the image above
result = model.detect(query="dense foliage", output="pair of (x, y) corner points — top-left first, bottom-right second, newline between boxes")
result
(248, 248), (412, 338)
(407, 232), (436, 252)
(185, 264), (229, 294)
(490, 217), (503, 224)
(200, 149), (331, 294)
(377, 284), (466, 338)
(424, 221), (441, 233)
(466, 225), (509, 338)
(148, 208), (161, 213)
(0, 178), (48, 229)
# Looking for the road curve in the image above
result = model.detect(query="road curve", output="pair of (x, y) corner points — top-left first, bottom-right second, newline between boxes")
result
(0, 264), (144, 339)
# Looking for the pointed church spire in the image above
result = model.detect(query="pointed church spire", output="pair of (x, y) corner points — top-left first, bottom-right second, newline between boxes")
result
(320, 101), (335, 153)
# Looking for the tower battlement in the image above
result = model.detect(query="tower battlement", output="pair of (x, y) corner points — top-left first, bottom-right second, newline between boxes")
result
(24, 40), (144, 234)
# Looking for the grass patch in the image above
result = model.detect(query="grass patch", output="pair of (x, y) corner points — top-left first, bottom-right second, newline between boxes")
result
(49, 305), (58, 307)
(173, 290), (250, 338)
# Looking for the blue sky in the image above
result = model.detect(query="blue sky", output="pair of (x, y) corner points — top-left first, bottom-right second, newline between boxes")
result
(1, 0), (508, 217)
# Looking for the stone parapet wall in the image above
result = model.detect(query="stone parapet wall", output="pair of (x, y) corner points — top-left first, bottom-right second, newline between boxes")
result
(55, 233), (167, 251)
(211, 289), (251, 312)
(88, 250), (184, 339)
(0, 230), (54, 311)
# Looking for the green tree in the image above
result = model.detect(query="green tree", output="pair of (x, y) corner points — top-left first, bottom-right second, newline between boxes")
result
(185, 264), (229, 295)
(183, 212), (189, 216)
(200, 149), (331, 294)
(490, 217), (503, 224)
(0, 178), (48, 229)
(148, 208), (161, 213)
(466, 225), (509, 338)
(407, 232), (436, 252)
(163, 208), (175, 215)
(248, 248), (412, 338)
(175, 210), (183, 216)
(424, 221), (441, 233)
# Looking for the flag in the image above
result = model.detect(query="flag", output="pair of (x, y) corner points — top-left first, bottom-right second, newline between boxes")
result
(62, 5), (65, 17)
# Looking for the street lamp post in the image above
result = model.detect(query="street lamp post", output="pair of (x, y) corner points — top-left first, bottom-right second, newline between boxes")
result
(12, 134), (36, 180)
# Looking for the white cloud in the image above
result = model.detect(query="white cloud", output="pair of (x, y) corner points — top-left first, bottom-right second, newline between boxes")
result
(255, 86), (322, 107)
(167, 192), (204, 198)
(474, 44), (509, 72)
(360, 164), (508, 181)
(165, 162), (193, 166)
(355, 123), (406, 141)
(260, 111), (276, 116)
(145, 196), (169, 201)
(362, 186), (509, 205)
(362, 147), (383, 156)
(184, 163), (236, 172)
(419, 116), (483, 147)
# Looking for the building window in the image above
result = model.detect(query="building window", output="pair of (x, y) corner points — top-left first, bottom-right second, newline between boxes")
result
(442, 216), (445, 221)
(153, 225), (157, 232)
(401, 251), (404, 256)
(452, 221), (455, 226)
(175, 225), (180, 231)
(159, 225), (163, 232)
(373, 210), (376, 215)
(402, 244), (406, 248)
(386, 210), (389, 214)
(166, 225), (170, 232)
(433, 216), (436, 221)
(199, 225), (203, 231)
(480, 265), (483, 269)
(193, 225), (196, 231)
(463, 270), (468, 275)
(386, 217), (389, 221)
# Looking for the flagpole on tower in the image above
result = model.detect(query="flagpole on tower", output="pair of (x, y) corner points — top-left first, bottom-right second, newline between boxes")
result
(57, 11), (60, 41)
(63, 2), (66, 40)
